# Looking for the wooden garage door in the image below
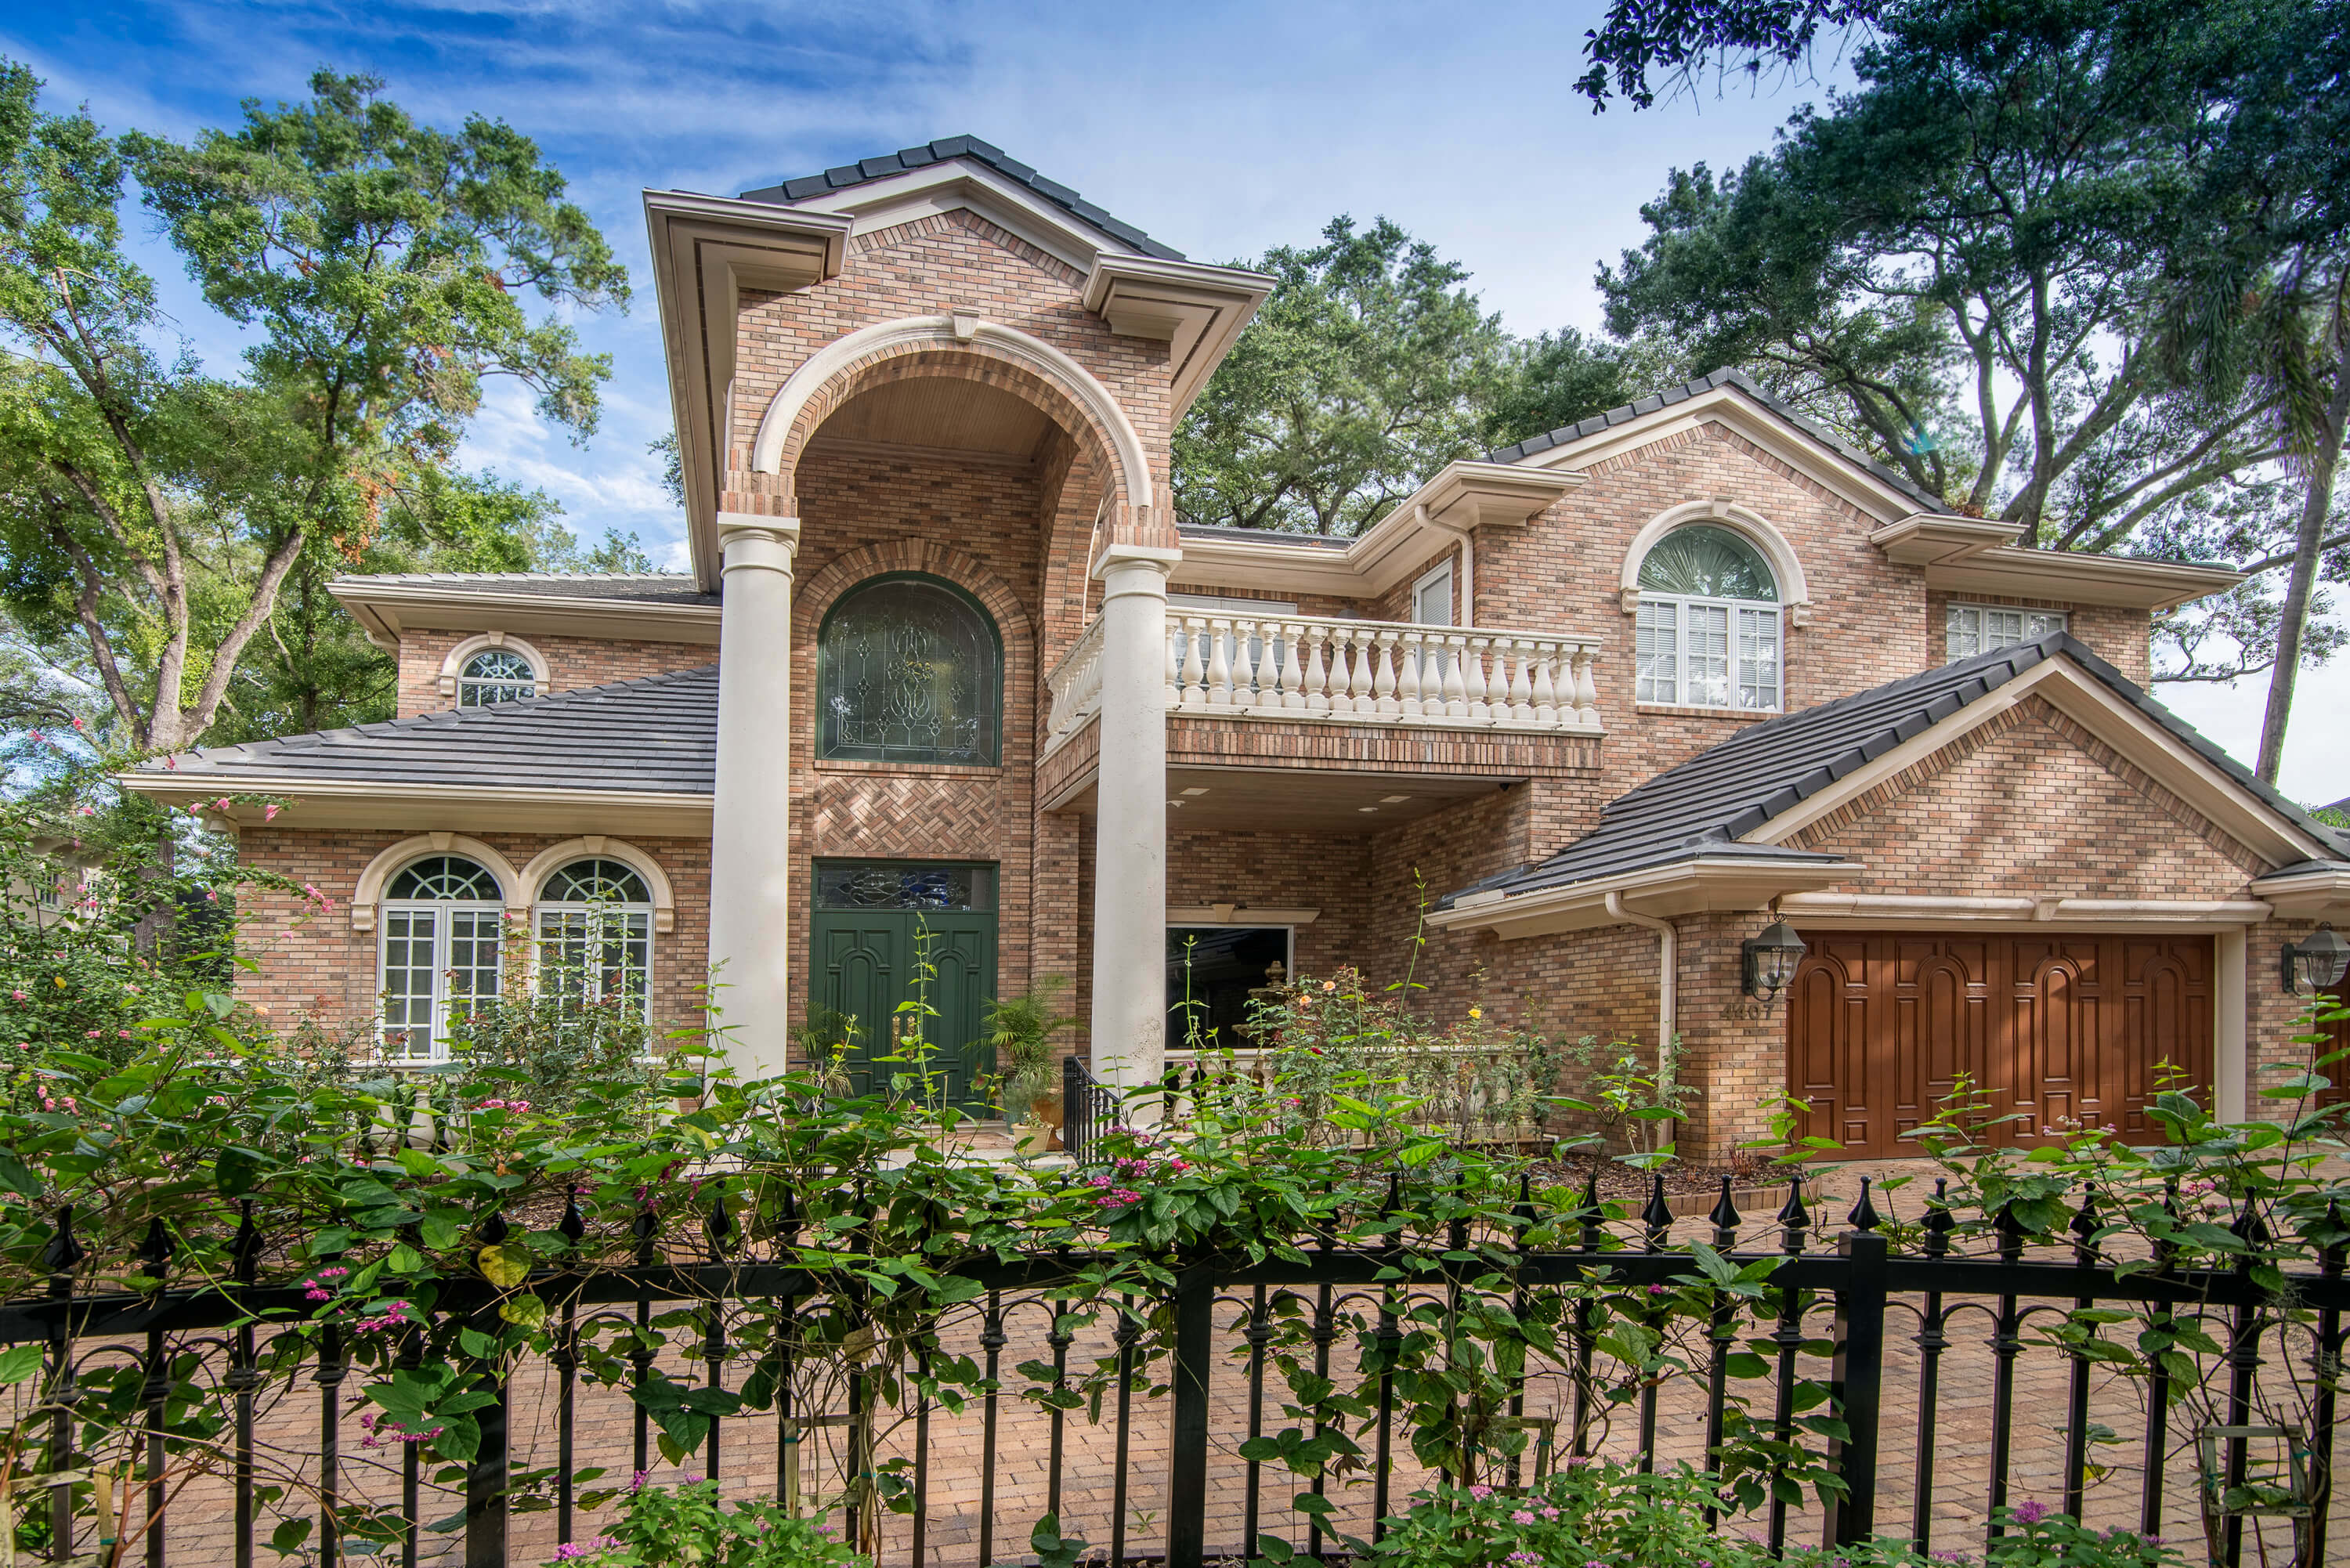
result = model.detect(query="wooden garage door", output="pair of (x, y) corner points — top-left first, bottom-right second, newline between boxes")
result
(1788, 932), (2213, 1157)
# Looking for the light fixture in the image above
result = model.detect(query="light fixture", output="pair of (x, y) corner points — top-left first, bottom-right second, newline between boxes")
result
(2280, 923), (2350, 995)
(1741, 919), (1808, 1002)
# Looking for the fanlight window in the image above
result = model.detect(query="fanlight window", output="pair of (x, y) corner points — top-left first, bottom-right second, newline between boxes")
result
(458, 649), (537, 706)
(1635, 524), (1783, 712)
(534, 857), (652, 1019)
(819, 577), (1001, 765)
(378, 855), (504, 1062)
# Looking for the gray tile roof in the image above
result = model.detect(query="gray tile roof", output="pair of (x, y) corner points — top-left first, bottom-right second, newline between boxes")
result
(335, 573), (718, 609)
(133, 667), (718, 795)
(1486, 367), (1954, 515)
(1441, 632), (2350, 908)
(739, 136), (1186, 262)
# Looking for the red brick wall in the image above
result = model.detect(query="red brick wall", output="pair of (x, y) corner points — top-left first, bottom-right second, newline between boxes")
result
(231, 829), (711, 1042)
(1166, 828), (1373, 984)
(396, 631), (714, 718)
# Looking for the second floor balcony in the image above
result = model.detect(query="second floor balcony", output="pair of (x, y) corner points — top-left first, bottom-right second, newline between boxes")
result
(1043, 609), (1606, 760)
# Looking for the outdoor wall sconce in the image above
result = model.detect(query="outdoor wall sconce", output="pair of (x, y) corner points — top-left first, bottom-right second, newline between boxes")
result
(1741, 919), (1807, 1002)
(2280, 922), (2350, 995)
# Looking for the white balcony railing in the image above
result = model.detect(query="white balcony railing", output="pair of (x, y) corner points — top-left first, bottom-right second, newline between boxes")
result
(1043, 611), (1603, 754)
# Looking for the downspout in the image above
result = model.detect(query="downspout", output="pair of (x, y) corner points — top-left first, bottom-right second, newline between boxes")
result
(1606, 891), (1678, 1143)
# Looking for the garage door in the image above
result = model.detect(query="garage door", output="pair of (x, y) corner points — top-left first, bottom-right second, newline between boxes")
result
(1788, 933), (2214, 1157)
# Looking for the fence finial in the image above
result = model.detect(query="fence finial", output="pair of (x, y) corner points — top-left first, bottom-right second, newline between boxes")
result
(1513, 1173), (1537, 1254)
(1922, 1178), (1955, 1257)
(1777, 1173), (1810, 1252)
(633, 1201), (660, 1266)
(232, 1199), (262, 1285)
(1846, 1176), (1881, 1235)
(707, 1186), (735, 1259)
(1577, 1171), (1604, 1251)
(1642, 1172), (1672, 1250)
(136, 1216), (175, 1287)
(479, 1209), (511, 1247)
(559, 1189), (587, 1250)
(43, 1205), (85, 1283)
(2069, 1187), (2099, 1264)
(1708, 1175), (1741, 1248)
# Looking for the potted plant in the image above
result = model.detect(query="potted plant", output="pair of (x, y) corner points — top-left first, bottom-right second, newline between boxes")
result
(977, 976), (1075, 1145)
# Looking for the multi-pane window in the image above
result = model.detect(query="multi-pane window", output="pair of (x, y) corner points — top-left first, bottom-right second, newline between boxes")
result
(378, 855), (504, 1061)
(1633, 525), (1782, 711)
(457, 649), (538, 706)
(818, 576), (1001, 764)
(534, 858), (653, 1019)
(1947, 604), (2066, 660)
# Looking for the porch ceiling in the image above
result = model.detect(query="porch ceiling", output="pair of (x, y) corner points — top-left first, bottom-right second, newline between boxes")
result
(1059, 764), (1516, 832)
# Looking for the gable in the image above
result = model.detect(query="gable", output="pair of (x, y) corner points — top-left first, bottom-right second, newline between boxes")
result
(1785, 695), (2268, 900)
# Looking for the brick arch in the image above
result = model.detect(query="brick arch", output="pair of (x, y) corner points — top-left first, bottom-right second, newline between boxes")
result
(747, 316), (1151, 516)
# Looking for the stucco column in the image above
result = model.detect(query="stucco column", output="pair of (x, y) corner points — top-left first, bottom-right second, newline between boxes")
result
(1090, 543), (1180, 1094)
(707, 511), (801, 1078)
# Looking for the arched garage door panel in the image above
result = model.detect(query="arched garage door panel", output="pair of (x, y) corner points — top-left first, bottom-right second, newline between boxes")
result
(1786, 932), (2213, 1157)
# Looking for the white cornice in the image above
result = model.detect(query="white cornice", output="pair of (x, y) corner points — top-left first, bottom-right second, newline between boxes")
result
(118, 775), (714, 836)
(1081, 254), (1271, 417)
(1869, 514), (2023, 565)
(644, 189), (852, 593)
(1923, 546), (2244, 611)
(331, 580), (720, 648)
(1779, 892), (2273, 927)
(1172, 462), (1585, 598)
(2248, 864), (2350, 917)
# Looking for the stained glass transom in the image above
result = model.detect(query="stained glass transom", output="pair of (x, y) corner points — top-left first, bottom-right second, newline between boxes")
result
(539, 858), (652, 904)
(815, 863), (995, 912)
(459, 649), (537, 706)
(819, 578), (1000, 764)
(1637, 525), (1778, 602)
(385, 855), (502, 901)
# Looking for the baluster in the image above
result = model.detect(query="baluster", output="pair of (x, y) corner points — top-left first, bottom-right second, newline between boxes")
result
(1275, 620), (1305, 710)
(1507, 638), (1537, 721)
(1396, 630), (1425, 717)
(1231, 618), (1260, 709)
(1205, 617), (1235, 708)
(1344, 627), (1375, 714)
(1531, 642), (1560, 725)
(1180, 616), (1207, 708)
(1573, 647), (1601, 726)
(1463, 636), (1493, 721)
(1373, 630), (1401, 717)
(1300, 624), (1329, 714)
(1442, 634), (1470, 717)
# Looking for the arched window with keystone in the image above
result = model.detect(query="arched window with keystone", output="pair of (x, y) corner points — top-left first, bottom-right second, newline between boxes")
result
(1633, 524), (1783, 711)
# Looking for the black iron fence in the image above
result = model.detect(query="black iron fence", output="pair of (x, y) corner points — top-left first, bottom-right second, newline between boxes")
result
(2, 1188), (2345, 1568)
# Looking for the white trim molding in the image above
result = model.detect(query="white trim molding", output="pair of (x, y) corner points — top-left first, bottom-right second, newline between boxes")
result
(1167, 905), (1320, 926)
(1776, 892), (2275, 928)
(436, 631), (551, 700)
(750, 314), (1157, 515)
(519, 837), (678, 934)
(2249, 862), (2350, 918)
(351, 834), (527, 933)
(1620, 499), (1814, 627)
(1430, 854), (1864, 941)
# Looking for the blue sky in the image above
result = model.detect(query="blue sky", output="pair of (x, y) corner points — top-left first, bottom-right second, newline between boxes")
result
(2, 1), (2339, 801)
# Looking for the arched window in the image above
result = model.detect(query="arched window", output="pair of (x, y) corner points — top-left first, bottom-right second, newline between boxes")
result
(818, 576), (1001, 765)
(1634, 524), (1782, 711)
(534, 857), (653, 1018)
(378, 854), (505, 1060)
(457, 648), (538, 706)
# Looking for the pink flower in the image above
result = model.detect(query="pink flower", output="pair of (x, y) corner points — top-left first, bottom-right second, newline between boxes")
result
(1509, 1508), (1537, 1523)
(1467, 1483), (1494, 1500)
(2012, 1499), (2049, 1526)
(162, 756), (176, 770)
(9, 991), (23, 1001)
(85, 1029), (101, 1039)
(263, 804), (278, 821)
(215, 798), (232, 811)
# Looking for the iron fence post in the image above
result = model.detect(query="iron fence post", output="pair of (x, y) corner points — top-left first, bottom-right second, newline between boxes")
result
(1826, 1230), (1889, 1546)
(465, 1338), (510, 1568)
(1168, 1263), (1215, 1568)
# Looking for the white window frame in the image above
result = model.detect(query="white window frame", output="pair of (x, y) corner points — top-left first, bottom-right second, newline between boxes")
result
(532, 860), (656, 1022)
(1412, 560), (1455, 627)
(1947, 602), (2067, 661)
(1636, 593), (1782, 711)
(437, 631), (549, 706)
(377, 860), (506, 1063)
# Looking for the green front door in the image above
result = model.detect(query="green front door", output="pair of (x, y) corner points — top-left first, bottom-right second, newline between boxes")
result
(808, 861), (998, 1111)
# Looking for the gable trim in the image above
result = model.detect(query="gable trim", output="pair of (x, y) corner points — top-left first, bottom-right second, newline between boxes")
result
(1748, 656), (2326, 869)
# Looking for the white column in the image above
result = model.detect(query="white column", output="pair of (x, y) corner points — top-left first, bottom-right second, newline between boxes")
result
(1090, 543), (1179, 1095)
(707, 511), (801, 1079)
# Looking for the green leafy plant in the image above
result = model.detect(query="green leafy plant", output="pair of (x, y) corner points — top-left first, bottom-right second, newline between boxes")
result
(548, 1479), (866, 1568)
(974, 975), (1075, 1124)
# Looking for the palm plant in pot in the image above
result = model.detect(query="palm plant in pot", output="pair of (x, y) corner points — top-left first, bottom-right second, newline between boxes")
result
(978, 976), (1076, 1149)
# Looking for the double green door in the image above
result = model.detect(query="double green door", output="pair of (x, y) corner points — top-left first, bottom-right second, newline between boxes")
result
(808, 862), (998, 1111)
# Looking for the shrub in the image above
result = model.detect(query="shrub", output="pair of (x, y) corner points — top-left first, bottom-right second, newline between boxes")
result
(546, 1479), (867, 1568)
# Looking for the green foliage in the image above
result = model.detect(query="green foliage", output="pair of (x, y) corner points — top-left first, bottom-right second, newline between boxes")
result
(975, 974), (1074, 1122)
(1577, 0), (1884, 110)
(553, 1479), (867, 1568)
(1173, 215), (1507, 537)
(1480, 327), (1642, 450)
(1981, 1504), (2183, 1567)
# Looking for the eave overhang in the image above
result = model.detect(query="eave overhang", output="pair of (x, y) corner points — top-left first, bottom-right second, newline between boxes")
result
(644, 190), (852, 593)
(1081, 254), (1271, 418)
(118, 774), (714, 836)
(1868, 514), (2024, 565)
(329, 579), (721, 649)
(1172, 461), (1585, 598)
(1922, 546), (2244, 612)
(2248, 863), (2350, 919)
(1427, 854), (1862, 940)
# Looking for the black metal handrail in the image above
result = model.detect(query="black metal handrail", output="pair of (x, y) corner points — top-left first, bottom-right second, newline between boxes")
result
(1058, 1053), (1119, 1164)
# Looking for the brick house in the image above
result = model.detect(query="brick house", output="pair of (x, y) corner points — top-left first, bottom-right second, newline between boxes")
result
(121, 138), (2350, 1158)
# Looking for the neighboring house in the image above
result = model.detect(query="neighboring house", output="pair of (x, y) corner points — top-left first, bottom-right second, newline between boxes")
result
(121, 138), (2350, 1158)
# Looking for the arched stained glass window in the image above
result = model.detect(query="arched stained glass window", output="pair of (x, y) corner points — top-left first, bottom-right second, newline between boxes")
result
(818, 576), (1002, 765)
(1634, 524), (1784, 712)
(459, 649), (537, 706)
(378, 855), (504, 1061)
